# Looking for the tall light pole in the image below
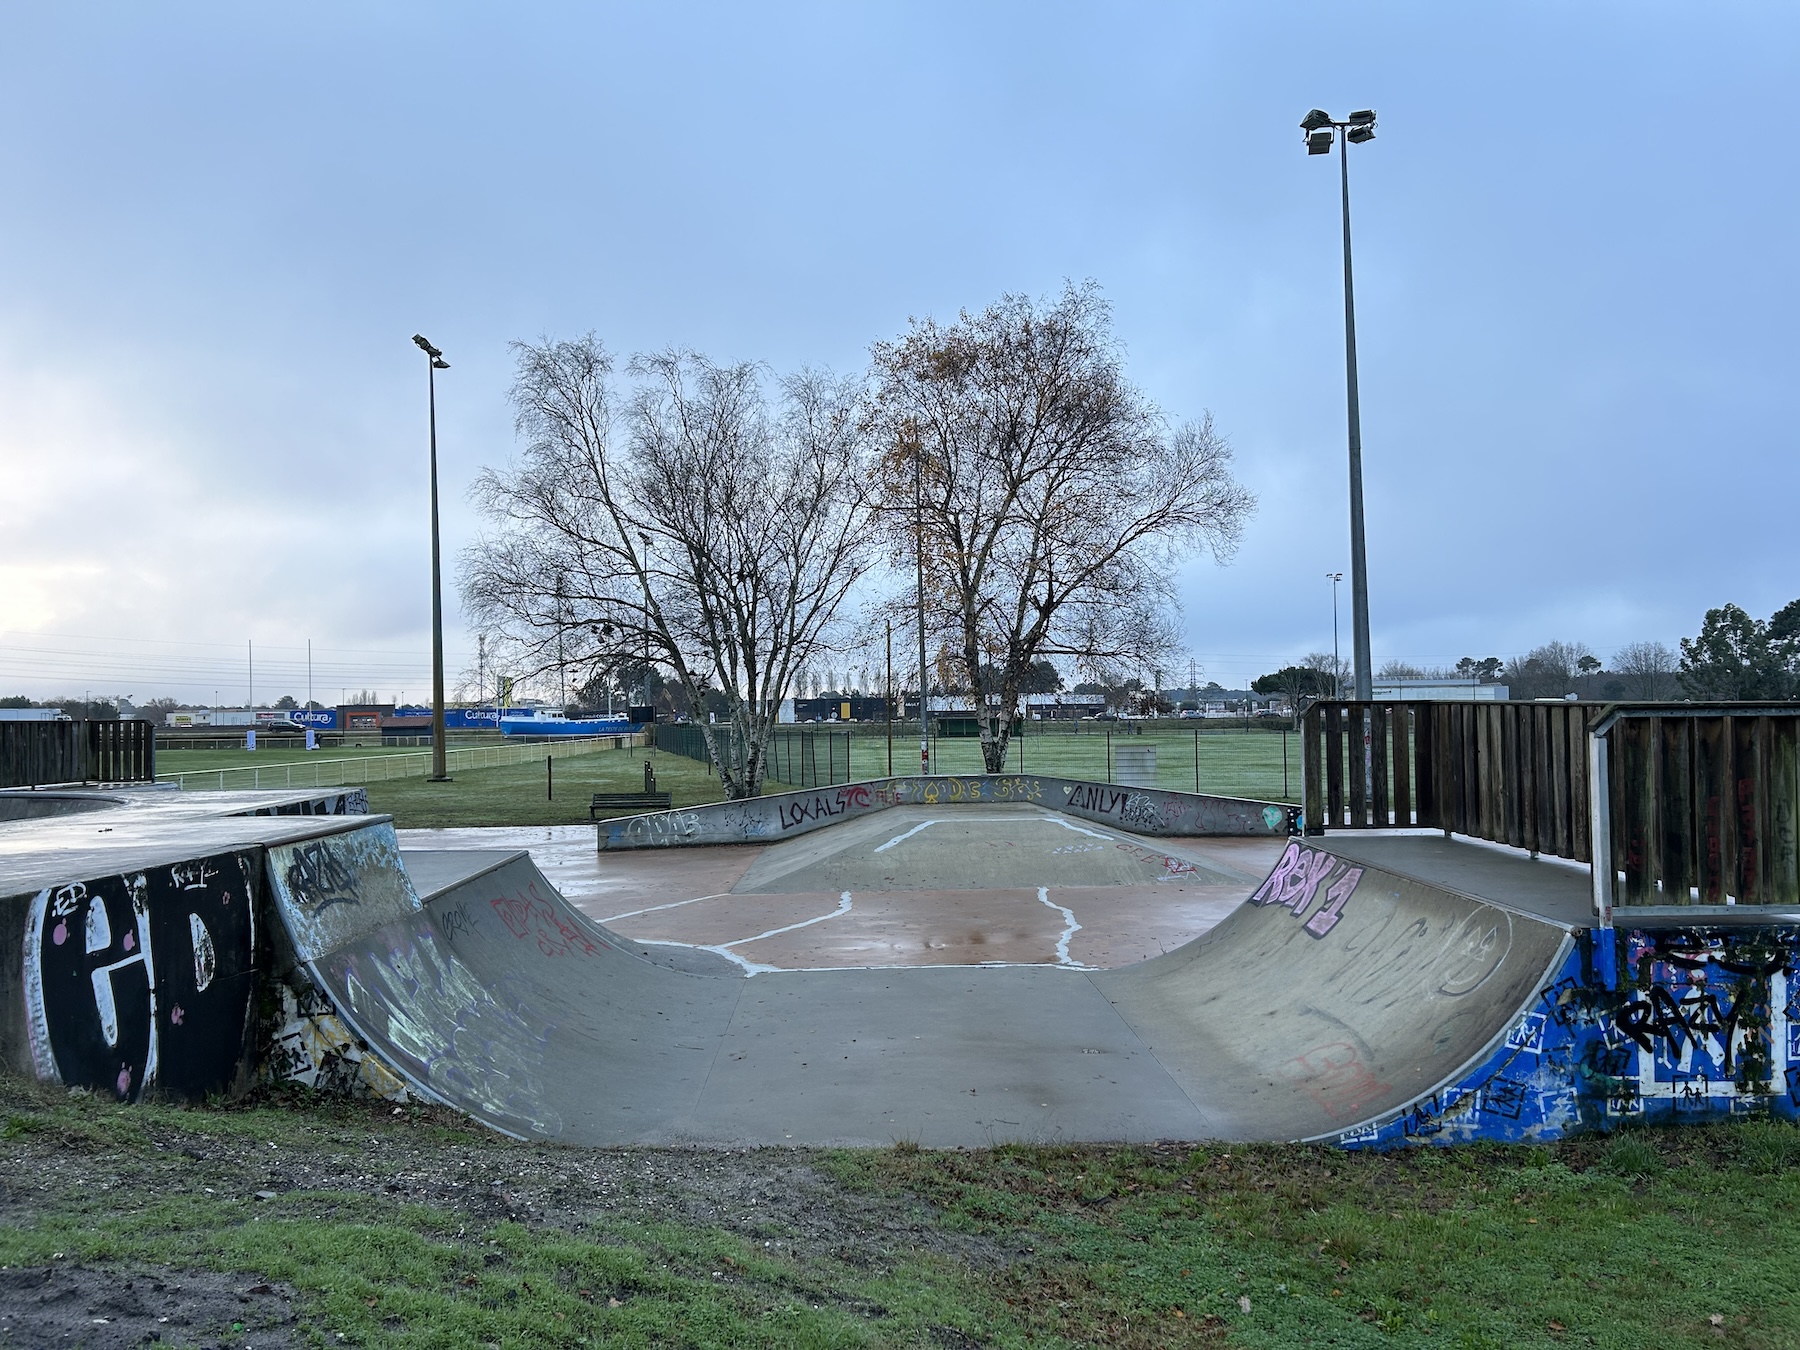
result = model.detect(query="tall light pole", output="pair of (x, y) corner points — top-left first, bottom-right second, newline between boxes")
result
(1327, 571), (1344, 699)
(914, 433), (929, 777)
(413, 334), (451, 781)
(1302, 107), (1377, 701)
(636, 531), (654, 718)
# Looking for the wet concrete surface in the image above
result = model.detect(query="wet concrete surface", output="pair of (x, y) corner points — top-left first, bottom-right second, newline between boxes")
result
(398, 811), (1286, 972)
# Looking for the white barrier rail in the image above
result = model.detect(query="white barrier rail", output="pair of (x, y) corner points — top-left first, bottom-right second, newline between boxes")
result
(156, 734), (640, 792)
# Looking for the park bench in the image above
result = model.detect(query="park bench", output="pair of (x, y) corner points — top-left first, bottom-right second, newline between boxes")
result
(589, 790), (673, 819)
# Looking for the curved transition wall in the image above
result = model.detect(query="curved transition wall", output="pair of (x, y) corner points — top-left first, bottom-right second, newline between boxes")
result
(599, 773), (1297, 850)
(264, 820), (1800, 1145)
(4, 782), (1799, 1147)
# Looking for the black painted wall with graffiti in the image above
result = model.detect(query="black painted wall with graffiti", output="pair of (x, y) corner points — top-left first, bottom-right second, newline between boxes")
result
(1, 849), (264, 1103)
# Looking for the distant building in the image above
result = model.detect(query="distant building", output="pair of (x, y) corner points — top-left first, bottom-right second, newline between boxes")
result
(1024, 693), (1106, 720)
(788, 695), (894, 723)
(1370, 678), (1510, 702)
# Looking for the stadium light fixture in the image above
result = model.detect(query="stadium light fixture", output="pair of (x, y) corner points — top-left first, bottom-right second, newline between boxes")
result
(1299, 109), (1379, 704)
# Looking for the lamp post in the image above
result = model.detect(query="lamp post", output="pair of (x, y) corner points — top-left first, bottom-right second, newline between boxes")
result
(1327, 571), (1344, 698)
(914, 434), (929, 777)
(412, 334), (451, 782)
(636, 531), (654, 718)
(1302, 108), (1378, 702)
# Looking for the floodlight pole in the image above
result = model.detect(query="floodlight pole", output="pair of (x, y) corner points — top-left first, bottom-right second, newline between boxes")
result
(1337, 129), (1373, 703)
(916, 441), (929, 777)
(414, 335), (450, 782)
(1327, 572), (1343, 699)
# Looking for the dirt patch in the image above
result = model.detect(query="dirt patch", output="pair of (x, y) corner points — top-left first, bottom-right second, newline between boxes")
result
(0, 1080), (1012, 1279)
(0, 1263), (297, 1349)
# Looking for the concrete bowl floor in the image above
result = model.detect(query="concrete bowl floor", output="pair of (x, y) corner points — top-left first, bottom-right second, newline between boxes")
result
(399, 806), (1287, 973)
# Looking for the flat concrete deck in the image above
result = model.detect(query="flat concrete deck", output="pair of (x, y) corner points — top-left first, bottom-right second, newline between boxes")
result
(1320, 832), (1595, 927)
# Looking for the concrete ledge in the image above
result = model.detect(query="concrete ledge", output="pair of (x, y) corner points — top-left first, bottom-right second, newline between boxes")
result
(596, 774), (1295, 850)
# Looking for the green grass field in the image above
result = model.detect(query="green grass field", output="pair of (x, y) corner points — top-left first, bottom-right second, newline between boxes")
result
(843, 724), (1299, 800)
(3, 1080), (1797, 1349)
(154, 727), (1298, 830)
(156, 742), (731, 828)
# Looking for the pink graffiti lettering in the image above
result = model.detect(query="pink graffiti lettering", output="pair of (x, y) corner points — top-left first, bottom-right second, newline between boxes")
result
(116, 1064), (133, 1099)
(1276, 850), (1337, 915)
(1251, 846), (1365, 938)
(1251, 842), (1303, 904)
(51, 920), (67, 946)
(1305, 867), (1364, 938)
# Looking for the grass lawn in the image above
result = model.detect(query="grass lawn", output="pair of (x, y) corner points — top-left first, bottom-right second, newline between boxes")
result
(154, 742), (721, 829)
(801, 724), (1299, 802)
(154, 729), (1298, 829)
(362, 746), (735, 828)
(2, 1078), (1797, 1348)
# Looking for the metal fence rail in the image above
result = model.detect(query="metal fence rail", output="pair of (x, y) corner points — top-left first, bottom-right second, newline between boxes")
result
(155, 734), (632, 791)
(655, 724), (853, 788)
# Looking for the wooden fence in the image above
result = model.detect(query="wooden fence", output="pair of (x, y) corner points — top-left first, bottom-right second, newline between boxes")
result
(1597, 706), (1799, 908)
(1303, 700), (1800, 909)
(1302, 700), (1596, 861)
(1, 719), (157, 789)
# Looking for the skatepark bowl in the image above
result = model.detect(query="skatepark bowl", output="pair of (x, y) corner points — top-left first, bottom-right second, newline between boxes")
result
(2, 773), (1797, 1149)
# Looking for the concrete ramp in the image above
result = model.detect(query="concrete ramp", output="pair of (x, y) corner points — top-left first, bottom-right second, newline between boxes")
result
(1091, 839), (1571, 1139)
(264, 818), (1577, 1146)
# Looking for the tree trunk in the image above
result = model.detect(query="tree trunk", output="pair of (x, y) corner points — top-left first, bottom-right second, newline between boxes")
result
(979, 678), (1022, 773)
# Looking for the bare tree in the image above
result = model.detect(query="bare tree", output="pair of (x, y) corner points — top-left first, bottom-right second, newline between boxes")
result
(461, 336), (873, 799)
(1614, 640), (1679, 700)
(1306, 651), (1350, 698)
(1505, 640), (1595, 700)
(1377, 660), (1425, 680)
(868, 283), (1254, 773)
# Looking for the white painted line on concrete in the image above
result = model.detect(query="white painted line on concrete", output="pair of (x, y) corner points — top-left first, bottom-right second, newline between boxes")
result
(1042, 814), (1119, 842)
(696, 890), (859, 973)
(1036, 886), (1090, 968)
(626, 941), (1097, 977)
(600, 892), (734, 923)
(874, 820), (940, 852)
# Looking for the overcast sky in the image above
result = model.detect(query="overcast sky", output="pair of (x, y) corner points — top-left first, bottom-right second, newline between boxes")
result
(0, 3), (1793, 704)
